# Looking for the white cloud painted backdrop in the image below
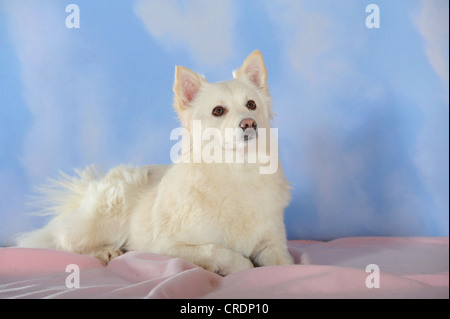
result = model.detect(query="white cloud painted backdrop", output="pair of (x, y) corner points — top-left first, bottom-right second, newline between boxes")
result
(0, 0), (448, 245)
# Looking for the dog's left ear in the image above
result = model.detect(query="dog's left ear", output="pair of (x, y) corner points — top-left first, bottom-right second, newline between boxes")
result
(234, 50), (268, 91)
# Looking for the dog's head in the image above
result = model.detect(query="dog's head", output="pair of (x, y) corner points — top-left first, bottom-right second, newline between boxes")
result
(173, 50), (273, 152)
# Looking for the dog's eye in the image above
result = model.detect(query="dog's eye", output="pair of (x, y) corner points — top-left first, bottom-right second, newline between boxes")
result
(246, 100), (257, 110)
(212, 106), (225, 117)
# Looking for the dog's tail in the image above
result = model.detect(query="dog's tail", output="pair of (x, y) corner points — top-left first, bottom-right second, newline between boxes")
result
(30, 165), (104, 217)
(15, 226), (57, 249)
(15, 165), (104, 248)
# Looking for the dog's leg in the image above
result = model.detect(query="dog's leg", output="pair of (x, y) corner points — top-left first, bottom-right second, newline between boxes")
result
(166, 244), (254, 276)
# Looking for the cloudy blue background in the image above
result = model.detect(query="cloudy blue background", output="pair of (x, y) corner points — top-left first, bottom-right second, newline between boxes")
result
(0, 0), (448, 245)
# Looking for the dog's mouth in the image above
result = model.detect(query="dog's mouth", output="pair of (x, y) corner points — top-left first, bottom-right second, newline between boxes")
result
(243, 129), (258, 142)
(221, 129), (258, 151)
(243, 134), (254, 142)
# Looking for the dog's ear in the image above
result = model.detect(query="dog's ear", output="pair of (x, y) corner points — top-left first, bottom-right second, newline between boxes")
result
(234, 50), (268, 91)
(173, 66), (205, 112)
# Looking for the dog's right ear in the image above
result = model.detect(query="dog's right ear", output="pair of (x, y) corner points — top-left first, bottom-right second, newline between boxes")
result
(234, 50), (268, 92)
(173, 66), (205, 112)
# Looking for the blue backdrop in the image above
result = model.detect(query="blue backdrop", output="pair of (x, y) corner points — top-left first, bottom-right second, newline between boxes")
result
(0, 0), (448, 245)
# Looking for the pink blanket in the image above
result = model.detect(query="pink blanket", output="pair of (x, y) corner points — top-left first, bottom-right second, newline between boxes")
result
(0, 237), (448, 299)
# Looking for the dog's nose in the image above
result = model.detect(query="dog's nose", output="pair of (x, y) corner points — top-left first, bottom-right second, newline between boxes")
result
(240, 118), (257, 131)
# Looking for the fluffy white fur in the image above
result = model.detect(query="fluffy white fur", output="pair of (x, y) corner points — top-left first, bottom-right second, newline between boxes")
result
(16, 50), (293, 276)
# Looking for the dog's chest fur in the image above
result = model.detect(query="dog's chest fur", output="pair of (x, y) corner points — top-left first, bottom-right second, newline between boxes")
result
(143, 162), (290, 255)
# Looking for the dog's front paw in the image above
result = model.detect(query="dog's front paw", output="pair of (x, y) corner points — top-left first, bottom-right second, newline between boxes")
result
(216, 250), (254, 276)
(253, 246), (294, 267)
(91, 247), (124, 263)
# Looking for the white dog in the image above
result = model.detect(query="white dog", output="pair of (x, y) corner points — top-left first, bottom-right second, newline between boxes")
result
(17, 50), (293, 276)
